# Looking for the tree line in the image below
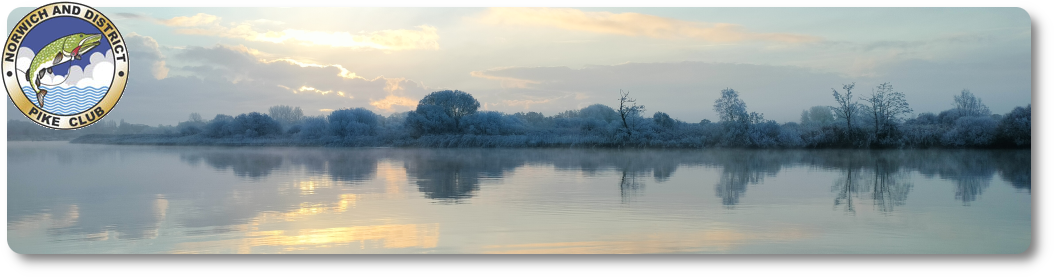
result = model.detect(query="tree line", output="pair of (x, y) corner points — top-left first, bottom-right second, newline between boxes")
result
(63, 83), (1029, 148)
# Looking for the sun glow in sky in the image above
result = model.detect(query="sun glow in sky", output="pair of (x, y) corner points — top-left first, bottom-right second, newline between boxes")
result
(5, 7), (1031, 125)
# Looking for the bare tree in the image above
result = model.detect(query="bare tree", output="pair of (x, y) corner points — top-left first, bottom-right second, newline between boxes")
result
(862, 82), (912, 139)
(617, 90), (645, 137)
(831, 83), (858, 134)
(268, 105), (304, 126)
(188, 112), (203, 123)
(954, 89), (991, 117)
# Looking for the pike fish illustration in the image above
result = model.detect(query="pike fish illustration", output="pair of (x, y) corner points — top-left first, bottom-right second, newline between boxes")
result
(23, 33), (102, 108)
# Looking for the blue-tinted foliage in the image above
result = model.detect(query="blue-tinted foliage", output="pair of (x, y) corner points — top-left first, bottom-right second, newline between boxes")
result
(461, 111), (527, 135)
(653, 112), (676, 129)
(941, 116), (999, 147)
(298, 116), (328, 139)
(199, 113), (281, 138)
(418, 90), (480, 127)
(329, 108), (380, 137)
(234, 112), (283, 137)
(407, 104), (458, 136)
(70, 87), (1028, 149)
(999, 105), (1031, 146)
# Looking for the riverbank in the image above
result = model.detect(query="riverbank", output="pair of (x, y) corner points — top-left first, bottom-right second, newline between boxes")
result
(70, 134), (613, 148)
(69, 133), (1030, 149)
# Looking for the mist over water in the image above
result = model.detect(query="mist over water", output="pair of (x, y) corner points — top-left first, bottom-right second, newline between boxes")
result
(7, 142), (1030, 254)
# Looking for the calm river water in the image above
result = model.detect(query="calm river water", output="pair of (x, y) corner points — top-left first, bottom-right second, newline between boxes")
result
(7, 141), (1031, 254)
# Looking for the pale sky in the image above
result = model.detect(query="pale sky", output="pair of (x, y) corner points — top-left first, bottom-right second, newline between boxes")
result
(5, 7), (1032, 125)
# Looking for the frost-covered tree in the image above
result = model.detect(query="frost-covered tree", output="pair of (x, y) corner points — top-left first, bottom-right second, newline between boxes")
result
(616, 90), (646, 137)
(800, 106), (835, 127)
(953, 89), (990, 117)
(713, 88), (765, 147)
(201, 112), (281, 138)
(461, 111), (527, 135)
(831, 83), (859, 133)
(713, 88), (748, 123)
(233, 112), (282, 137)
(999, 104), (1031, 146)
(406, 103), (457, 136)
(297, 116), (328, 139)
(942, 116), (999, 147)
(514, 111), (551, 129)
(329, 108), (379, 137)
(268, 105), (304, 127)
(653, 111), (675, 129)
(861, 82), (912, 139)
(417, 90), (480, 129)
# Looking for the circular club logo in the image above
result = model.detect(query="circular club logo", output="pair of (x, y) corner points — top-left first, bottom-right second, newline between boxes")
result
(4, 2), (128, 129)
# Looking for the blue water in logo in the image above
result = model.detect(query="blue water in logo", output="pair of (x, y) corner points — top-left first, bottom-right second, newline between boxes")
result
(21, 86), (108, 115)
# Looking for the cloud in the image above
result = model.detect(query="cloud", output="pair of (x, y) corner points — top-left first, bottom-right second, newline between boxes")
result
(467, 56), (1030, 123)
(63, 50), (114, 88)
(149, 13), (439, 51)
(502, 96), (568, 110)
(114, 12), (150, 20)
(251, 26), (440, 50)
(369, 95), (417, 111)
(86, 38), (433, 125)
(161, 13), (220, 27)
(172, 45), (380, 88)
(469, 62), (854, 122)
(469, 70), (540, 88)
(479, 8), (821, 44)
(125, 33), (169, 79)
(267, 57), (362, 80)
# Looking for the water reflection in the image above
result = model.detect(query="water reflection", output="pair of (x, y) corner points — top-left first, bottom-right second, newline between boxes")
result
(7, 142), (1031, 253)
(403, 150), (525, 201)
(833, 167), (860, 213)
(170, 223), (440, 254)
(182, 151), (284, 179)
(712, 151), (786, 206)
(996, 151), (1031, 192)
(830, 156), (912, 213)
(175, 148), (1029, 209)
(483, 227), (810, 254)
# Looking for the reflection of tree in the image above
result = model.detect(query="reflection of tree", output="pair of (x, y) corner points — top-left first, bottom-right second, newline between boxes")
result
(831, 154), (912, 213)
(619, 170), (644, 202)
(948, 156), (993, 205)
(904, 150), (1008, 205)
(652, 162), (678, 182)
(712, 151), (784, 207)
(408, 159), (481, 201)
(182, 151), (283, 179)
(995, 151), (1031, 193)
(325, 152), (379, 182)
(9, 144), (1031, 248)
(867, 159), (912, 212)
(402, 150), (526, 201)
(954, 176), (990, 205)
(606, 152), (653, 203)
(832, 167), (859, 214)
(715, 168), (757, 206)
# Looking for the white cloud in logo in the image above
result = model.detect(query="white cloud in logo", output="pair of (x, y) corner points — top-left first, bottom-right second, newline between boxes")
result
(63, 50), (115, 88)
(15, 47), (114, 88)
